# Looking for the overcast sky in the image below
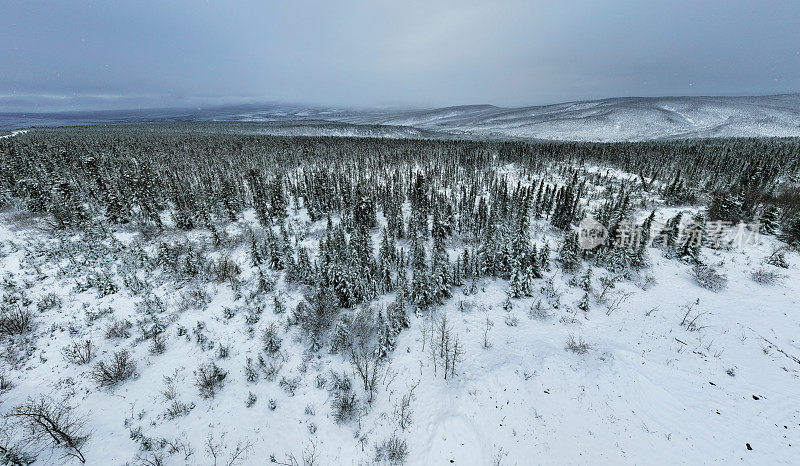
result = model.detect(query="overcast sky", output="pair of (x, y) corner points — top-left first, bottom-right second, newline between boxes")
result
(1, 0), (799, 111)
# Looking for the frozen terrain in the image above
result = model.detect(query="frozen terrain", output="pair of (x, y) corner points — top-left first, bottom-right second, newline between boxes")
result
(0, 128), (798, 465)
(1, 183), (798, 465)
(3, 94), (800, 141)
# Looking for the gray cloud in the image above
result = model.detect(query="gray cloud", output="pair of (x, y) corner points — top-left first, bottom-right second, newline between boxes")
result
(1, 0), (799, 111)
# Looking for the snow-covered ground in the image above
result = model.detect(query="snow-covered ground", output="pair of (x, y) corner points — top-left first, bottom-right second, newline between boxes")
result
(4, 94), (800, 141)
(1, 198), (798, 465)
(0, 130), (28, 139)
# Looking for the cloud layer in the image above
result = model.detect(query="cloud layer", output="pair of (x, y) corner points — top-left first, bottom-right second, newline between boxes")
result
(2, 0), (799, 111)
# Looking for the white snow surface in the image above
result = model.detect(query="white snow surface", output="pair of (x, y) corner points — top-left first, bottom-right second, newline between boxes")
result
(5, 95), (800, 141)
(1, 204), (799, 465)
(228, 94), (800, 141)
(0, 130), (28, 139)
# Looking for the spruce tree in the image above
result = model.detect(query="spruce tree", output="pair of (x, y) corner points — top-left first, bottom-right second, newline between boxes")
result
(759, 205), (780, 235)
(559, 232), (581, 272)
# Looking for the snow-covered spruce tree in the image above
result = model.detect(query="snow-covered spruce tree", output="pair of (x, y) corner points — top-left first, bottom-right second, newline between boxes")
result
(507, 267), (525, 299)
(295, 247), (314, 286)
(759, 205), (780, 235)
(409, 230), (433, 311)
(653, 212), (683, 258)
(677, 212), (705, 263)
(378, 228), (398, 292)
(558, 232), (582, 273)
(297, 278), (339, 350)
(268, 174), (288, 220)
(264, 226), (285, 271)
(577, 268), (592, 311)
(352, 183), (376, 230)
(430, 234), (451, 303)
(249, 231), (263, 267)
(551, 177), (579, 230)
(633, 209), (656, 268)
(539, 243), (551, 271)
(707, 191), (741, 222)
(246, 168), (270, 227)
(782, 216), (800, 246)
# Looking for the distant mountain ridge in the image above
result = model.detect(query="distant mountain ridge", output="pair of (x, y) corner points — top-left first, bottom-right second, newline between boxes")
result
(3, 94), (800, 141)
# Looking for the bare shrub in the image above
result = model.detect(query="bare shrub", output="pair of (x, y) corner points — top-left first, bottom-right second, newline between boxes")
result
(565, 335), (591, 354)
(279, 376), (301, 396)
(273, 439), (319, 466)
(394, 382), (418, 431)
(330, 390), (358, 424)
(751, 268), (783, 285)
(374, 434), (408, 465)
(679, 303), (708, 331)
(105, 319), (132, 339)
(0, 304), (33, 335)
(262, 322), (282, 355)
(348, 307), (382, 402)
(195, 361), (227, 399)
(0, 372), (13, 392)
(528, 300), (550, 320)
(691, 264), (727, 291)
(91, 350), (136, 387)
(149, 332), (167, 355)
(62, 340), (95, 365)
(0, 430), (36, 466)
(164, 401), (193, 420)
(36, 293), (61, 312)
(430, 313), (463, 380)
(5, 396), (88, 463)
(204, 432), (252, 466)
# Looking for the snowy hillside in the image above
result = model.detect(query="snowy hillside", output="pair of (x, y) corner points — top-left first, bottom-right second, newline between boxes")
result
(214, 94), (800, 141)
(3, 94), (800, 141)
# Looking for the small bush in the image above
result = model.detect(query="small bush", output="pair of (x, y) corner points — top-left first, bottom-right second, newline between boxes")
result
(263, 322), (283, 355)
(766, 251), (789, 268)
(92, 350), (136, 387)
(751, 268), (782, 285)
(164, 400), (193, 420)
(279, 376), (300, 396)
(374, 434), (408, 465)
(195, 361), (227, 399)
(691, 264), (727, 291)
(331, 390), (357, 424)
(62, 339), (95, 365)
(328, 371), (352, 393)
(105, 319), (132, 339)
(149, 332), (167, 355)
(0, 372), (13, 392)
(6, 396), (88, 463)
(0, 304), (33, 335)
(37, 293), (62, 312)
(565, 335), (591, 354)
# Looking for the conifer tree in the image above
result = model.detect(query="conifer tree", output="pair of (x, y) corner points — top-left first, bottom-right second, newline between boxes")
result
(559, 232), (581, 272)
(707, 192), (741, 222)
(678, 213), (705, 263)
(759, 205), (780, 235)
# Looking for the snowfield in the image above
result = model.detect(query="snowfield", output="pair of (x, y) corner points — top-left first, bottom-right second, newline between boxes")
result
(1, 128), (799, 465)
(3, 94), (800, 141)
(0, 205), (798, 465)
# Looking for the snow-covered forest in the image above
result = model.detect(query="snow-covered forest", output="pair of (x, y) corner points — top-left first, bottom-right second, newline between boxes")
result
(1, 125), (799, 464)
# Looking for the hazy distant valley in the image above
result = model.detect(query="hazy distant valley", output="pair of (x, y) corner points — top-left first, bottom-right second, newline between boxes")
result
(4, 94), (800, 141)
